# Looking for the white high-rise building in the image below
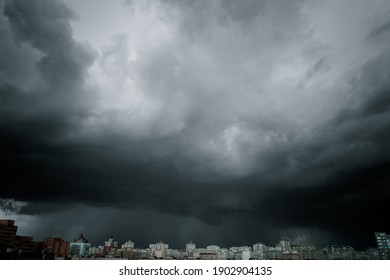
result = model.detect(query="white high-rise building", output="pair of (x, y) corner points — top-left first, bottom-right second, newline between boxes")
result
(69, 234), (91, 257)
(150, 241), (168, 259)
(186, 242), (196, 253)
(206, 245), (220, 253)
(375, 232), (390, 260)
(278, 239), (291, 252)
(103, 236), (118, 255)
(104, 236), (118, 248)
(122, 240), (135, 250)
(253, 242), (267, 252)
(235, 250), (251, 260)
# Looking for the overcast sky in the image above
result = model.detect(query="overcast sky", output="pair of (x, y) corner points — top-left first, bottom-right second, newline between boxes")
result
(1, 0), (390, 250)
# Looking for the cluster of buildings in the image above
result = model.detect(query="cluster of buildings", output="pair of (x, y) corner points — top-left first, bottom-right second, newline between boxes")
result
(0, 220), (70, 259)
(1, 219), (389, 260)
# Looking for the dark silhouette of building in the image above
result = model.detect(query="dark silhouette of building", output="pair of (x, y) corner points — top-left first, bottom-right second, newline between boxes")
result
(0, 220), (17, 252)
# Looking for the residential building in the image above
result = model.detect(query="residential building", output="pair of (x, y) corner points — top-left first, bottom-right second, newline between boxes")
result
(44, 237), (69, 258)
(69, 234), (91, 257)
(150, 241), (168, 259)
(375, 232), (390, 260)
(325, 245), (354, 260)
(121, 240), (135, 250)
(186, 242), (196, 253)
(104, 236), (118, 255)
(0, 220), (17, 252)
(277, 239), (291, 252)
(296, 245), (317, 260)
(235, 250), (251, 260)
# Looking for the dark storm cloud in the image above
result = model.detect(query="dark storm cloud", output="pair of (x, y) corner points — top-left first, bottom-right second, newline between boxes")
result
(0, 198), (26, 215)
(0, 0), (96, 121)
(1, 0), (390, 249)
(246, 47), (390, 247)
(367, 18), (390, 41)
(1, 0), (97, 206)
(3, 0), (95, 86)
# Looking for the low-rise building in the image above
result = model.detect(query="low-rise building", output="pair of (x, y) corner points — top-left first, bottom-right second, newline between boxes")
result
(325, 245), (354, 260)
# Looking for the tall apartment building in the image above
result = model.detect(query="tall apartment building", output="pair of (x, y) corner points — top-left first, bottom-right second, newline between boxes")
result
(0, 220), (18, 252)
(278, 239), (291, 252)
(14, 235), (34, 253)
(69, 234), (91, 257)
(44, 237), (70, 257)
(186, 242), (196, 253)
(122, 240), (135, 250)
(103, 236), (118, 255)
(253, 242), (267, 252)
(375, 232), (390, 260)
(149, 241), (169, 259)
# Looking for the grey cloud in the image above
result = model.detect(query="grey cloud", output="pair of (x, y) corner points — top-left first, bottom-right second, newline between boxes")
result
(298, 57), (331, 87)
(1, 0), (98, 205)
(366, 18), (390, 41)
(11, 202), (339, 249)
(1, 0), (390, 249)
(0, 0), (97, 131)
(222, 0), (266, 22)
(0, 198), (27, 216)
(4, 0), (95, 86)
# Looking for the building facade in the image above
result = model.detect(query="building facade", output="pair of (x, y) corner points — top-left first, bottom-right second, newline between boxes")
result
(0, 220), (18, 252)
(375, 232), (390, 260)
(44, 237), (69, 258)
(69, 234), (91, 257)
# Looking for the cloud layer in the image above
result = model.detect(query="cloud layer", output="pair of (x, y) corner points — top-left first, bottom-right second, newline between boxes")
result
(1, 0), (390, 248)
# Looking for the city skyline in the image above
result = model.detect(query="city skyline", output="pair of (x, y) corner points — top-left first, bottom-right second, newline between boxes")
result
(0, 218), (388, 252)
(1, 219), (389, 260)
(1, 0), (390, 250)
